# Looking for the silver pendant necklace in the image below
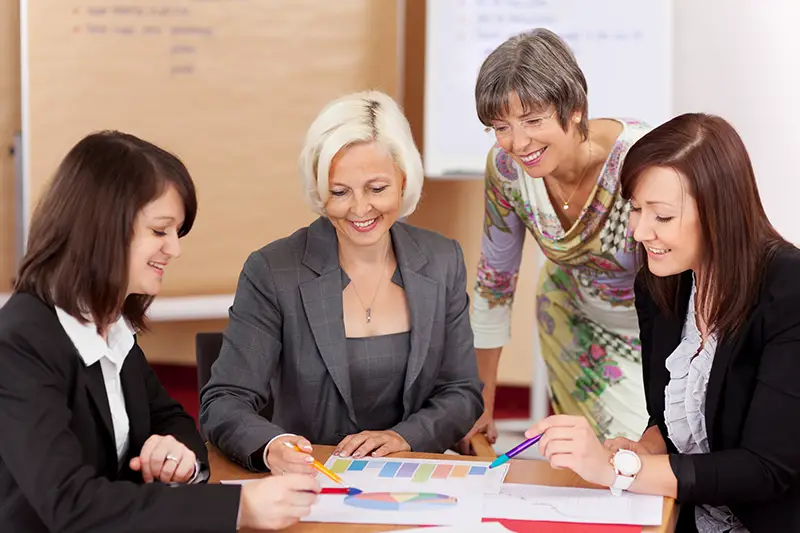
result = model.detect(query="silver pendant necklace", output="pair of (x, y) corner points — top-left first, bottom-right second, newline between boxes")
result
(342, 241), (391, 323)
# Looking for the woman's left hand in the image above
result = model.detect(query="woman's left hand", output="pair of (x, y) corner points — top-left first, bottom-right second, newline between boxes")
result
(528, 415), (615, 488)
(129, 434), (197, 484)
(334, 430), (410, 459)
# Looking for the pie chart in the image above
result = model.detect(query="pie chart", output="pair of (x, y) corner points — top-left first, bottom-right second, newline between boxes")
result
(344, 492), (457, 511)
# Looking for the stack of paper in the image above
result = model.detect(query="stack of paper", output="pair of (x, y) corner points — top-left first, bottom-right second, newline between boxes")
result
(221, 457), (663, 528)
(302, 456), (510, 527)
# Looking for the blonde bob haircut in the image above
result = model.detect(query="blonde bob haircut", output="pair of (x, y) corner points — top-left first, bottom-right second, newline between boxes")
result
(299, 90), (424, 218)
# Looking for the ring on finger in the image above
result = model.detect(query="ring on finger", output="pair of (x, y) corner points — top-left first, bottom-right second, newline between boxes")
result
(165, 454), (180, 463)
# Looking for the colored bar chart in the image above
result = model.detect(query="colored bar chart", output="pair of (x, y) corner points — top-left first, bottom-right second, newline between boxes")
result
(323, 457), (507, 484)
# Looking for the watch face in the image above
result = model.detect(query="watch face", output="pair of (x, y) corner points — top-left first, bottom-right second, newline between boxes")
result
(615, 450), (641, 476)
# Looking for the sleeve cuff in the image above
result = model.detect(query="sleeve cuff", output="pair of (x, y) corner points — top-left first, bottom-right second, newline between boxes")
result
(188, 460), (209, 484)
(668, 453), (696, 503)
(263, 433), (296, 471)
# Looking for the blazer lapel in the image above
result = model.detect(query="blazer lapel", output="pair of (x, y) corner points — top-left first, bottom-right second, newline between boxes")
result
(391, 224), (438, 412)
(300, 218), (356, 426)
(650, 273), (693, 425)
(84, 363), (115, 446)
(120, 352), (149, 454)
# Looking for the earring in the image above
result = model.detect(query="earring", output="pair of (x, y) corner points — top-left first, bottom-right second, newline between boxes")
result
(574, 115), (581, 123)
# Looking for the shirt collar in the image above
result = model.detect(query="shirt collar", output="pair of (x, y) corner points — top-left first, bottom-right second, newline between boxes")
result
(55, 307), (136, 367)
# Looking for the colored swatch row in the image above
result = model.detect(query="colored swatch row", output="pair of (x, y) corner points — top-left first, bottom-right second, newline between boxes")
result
(329, 459), (488, 482)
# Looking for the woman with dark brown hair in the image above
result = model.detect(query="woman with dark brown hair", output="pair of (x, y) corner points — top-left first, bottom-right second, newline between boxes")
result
(0, 131), (318, 532)
(523, 113), (800, 532)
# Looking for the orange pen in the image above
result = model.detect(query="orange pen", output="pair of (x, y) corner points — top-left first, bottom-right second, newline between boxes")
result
(283, 441), (348, 486)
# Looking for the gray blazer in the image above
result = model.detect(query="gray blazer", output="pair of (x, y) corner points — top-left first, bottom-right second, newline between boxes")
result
(199, 217), (483, 470)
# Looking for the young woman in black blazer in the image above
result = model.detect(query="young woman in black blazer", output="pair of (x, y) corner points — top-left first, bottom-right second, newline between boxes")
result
(0, 131), (318, 532)
(523, 113), (800, 532)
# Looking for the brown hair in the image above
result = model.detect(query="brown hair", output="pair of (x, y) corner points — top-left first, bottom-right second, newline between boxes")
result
(15, 130), (197, 333)
(475, 28), (589, 140)
(621, 113), (787, 338)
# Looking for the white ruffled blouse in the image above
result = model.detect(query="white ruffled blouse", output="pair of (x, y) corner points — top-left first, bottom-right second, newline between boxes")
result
(663, 277), (749, 533)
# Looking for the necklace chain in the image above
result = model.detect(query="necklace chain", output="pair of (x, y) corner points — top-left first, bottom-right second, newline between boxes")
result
(341, 240), (391, 323)
(553, 138), (593, 210)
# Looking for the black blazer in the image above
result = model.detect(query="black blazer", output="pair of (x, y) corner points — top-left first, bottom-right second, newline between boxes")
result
(637, 245), (800, 532)
(0, 293), (240, 533)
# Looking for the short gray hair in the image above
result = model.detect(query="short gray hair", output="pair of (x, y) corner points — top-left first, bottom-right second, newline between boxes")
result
(475, 28), (589, 140)
(298, 90), (423, 218)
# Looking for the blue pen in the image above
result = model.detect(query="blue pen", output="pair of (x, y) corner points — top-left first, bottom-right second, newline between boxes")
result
(488, 433), (542, 469)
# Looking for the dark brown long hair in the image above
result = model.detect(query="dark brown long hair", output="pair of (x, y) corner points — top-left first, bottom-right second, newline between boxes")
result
(15, 131), (197, 333)
(621, 113), (787, 339)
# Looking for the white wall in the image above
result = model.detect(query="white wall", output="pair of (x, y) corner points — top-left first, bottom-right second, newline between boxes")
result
(673, 0), (800, 243)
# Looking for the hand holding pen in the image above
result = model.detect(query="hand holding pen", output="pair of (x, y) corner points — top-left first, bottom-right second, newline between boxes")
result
(489, 433), (543, 469)
(265, 436), (317, 476)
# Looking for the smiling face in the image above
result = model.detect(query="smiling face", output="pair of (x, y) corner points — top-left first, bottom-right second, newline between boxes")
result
(126, 184), (186, 296)
(324, 141), (404, 250)
(490, 91), (581, 179)
(629, 166), (704, 277)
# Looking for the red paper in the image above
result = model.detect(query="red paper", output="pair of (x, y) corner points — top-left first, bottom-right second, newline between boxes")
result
(485, 518), (640, 532)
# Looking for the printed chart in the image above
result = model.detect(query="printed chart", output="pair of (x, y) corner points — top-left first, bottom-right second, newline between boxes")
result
(322, 457), (509, 494)
(301, 457), (500, 526)
(344, 492), (458, 511)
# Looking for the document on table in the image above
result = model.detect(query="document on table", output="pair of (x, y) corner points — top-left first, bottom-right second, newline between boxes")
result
(482, 483), (663, 526)
(320, 456), (509, 494)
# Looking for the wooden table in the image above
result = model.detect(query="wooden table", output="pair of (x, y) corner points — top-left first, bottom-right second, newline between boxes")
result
(208, 445), (677, 532)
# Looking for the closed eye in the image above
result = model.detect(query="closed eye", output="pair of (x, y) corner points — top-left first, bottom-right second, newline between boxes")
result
(656, 216), (674, 223)
(330, 190), (347, 197)
(152, 229), (167, 237)
(371, 186), (388, 193)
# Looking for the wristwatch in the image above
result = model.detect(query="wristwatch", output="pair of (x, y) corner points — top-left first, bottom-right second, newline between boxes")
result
(609, 449), (641, 496)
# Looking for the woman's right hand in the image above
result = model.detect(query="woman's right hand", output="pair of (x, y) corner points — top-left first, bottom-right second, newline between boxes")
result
(266, 435), (316, 475)
(604, 436), (650, 455)
(605, 425), (668, 456)
(237, 474), (320, 530)
(456, 411), (498, 455)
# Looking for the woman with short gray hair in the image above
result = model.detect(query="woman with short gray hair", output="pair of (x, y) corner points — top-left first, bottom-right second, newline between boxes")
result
(461, 28), (650, 451)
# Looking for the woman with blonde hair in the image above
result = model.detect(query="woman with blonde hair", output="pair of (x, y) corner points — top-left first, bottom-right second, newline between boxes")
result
(201, 91), (483, 474)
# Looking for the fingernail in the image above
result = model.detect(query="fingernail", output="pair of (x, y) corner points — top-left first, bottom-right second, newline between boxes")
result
(352, 452), (361, 458)
(303, 446), (313, 451)
(333, 450), (340, 456)
(305, 456), (314, 463)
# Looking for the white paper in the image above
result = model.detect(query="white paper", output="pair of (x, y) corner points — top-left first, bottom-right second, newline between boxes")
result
(483, 483), (663, 526)
(320, 456), (509, 495)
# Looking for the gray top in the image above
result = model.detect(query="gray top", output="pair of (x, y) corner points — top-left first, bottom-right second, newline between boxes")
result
(346, 331), (411, 430)
(664, 277), (749, 533)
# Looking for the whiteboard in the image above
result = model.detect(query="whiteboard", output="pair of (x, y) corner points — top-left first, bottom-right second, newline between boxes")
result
(423, 0), (672, 178)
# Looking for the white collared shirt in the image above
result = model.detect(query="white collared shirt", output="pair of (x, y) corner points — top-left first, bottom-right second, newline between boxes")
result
(56, 307), (135, 464)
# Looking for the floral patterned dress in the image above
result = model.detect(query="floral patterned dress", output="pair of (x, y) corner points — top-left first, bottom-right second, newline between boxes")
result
(472, 118), (650, 440)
